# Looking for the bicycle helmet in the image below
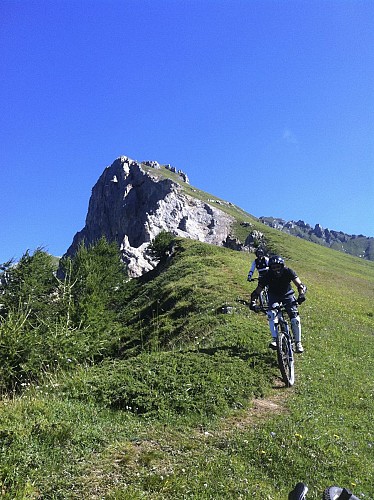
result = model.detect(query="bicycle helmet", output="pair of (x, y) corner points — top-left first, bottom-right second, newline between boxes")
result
(268, 255), (285, 276)
(255, 248), (265, 258)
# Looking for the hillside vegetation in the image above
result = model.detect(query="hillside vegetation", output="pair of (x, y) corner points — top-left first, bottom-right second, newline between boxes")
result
(0, 210), (373, 498)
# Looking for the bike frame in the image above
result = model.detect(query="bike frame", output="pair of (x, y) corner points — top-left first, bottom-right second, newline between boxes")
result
(246, 286), (297, 387)
(251, 278), (268, 309)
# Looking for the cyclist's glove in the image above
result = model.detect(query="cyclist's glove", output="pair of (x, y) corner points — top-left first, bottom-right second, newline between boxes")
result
(247, 275), (253, 282)
(250, 302), (261, 313)
(297, 294), (306, 305)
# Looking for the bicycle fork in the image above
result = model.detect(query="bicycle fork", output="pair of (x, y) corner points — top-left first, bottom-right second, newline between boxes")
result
(281, 322), (294, 363)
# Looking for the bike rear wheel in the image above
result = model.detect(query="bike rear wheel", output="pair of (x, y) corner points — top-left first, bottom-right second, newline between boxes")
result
(276, 327), (295, 386)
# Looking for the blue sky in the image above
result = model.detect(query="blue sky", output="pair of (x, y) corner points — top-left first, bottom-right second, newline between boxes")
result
(1, 0), (373, 262)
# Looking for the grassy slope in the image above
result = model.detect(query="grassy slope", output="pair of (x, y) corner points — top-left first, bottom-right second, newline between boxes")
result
(1, 172), (373, 499)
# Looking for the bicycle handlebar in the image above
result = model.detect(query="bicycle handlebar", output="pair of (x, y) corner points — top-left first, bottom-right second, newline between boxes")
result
(271, 300), (299, 309)
(252, 300), (301, 315)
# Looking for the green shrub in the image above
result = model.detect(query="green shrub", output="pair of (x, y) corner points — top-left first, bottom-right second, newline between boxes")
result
(0, 240), (129, 391)
(0, 248), (57, 322)
(148, 231), (175, 261)
(60, 350), (270, 421)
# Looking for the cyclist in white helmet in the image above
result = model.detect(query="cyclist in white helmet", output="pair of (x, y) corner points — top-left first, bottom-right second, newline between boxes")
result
(247, 248), (269, 281)
(250, 255), (307, 353)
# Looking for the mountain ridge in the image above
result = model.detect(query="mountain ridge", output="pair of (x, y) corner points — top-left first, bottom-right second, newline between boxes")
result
(259, 216), (374, 261)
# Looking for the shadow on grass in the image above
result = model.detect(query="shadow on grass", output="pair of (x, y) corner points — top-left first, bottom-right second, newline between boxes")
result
(187, 344), (277, 367)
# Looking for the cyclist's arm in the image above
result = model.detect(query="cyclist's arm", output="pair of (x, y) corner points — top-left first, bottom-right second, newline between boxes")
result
(293, 277), (306, 295)
(247, 260), (256, 280)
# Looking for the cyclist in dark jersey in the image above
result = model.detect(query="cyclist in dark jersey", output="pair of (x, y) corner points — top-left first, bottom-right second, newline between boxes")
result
(250, 255), (307, 353)
(247, 248), (269, 281)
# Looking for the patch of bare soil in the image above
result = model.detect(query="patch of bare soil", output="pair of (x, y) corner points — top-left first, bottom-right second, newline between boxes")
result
(216, 385), (290, 435)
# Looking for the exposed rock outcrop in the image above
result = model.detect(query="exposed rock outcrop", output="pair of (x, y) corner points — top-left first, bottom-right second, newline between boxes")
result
(65, 156), (235, 276)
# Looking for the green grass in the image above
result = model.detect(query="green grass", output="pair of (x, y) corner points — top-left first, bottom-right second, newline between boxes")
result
(1, 207), (373, 498)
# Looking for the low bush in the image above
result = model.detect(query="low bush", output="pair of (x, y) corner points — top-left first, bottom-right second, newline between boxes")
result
(59, 349), (272, 421)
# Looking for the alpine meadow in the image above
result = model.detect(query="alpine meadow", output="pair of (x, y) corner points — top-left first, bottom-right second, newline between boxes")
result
(0, 174), (373, 499)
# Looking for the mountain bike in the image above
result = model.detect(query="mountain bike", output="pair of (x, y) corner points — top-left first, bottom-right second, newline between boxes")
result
(245, 291), (301, 386)
(249, 278), (269, 309)
(265, 300), (297, 387)
(288, 482), (361, 499)
(245, 299), (297, 387)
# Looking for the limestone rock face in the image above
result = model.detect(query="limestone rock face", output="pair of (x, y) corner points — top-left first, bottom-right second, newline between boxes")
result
(65, 156), (235, 276)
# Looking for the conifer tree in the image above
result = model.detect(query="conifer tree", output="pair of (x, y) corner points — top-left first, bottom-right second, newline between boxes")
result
(0, 248), (56, 322)
(59, 238), (127, 335)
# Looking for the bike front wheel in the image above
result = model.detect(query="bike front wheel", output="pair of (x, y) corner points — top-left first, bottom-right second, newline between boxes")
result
(276, 327), (295, 387)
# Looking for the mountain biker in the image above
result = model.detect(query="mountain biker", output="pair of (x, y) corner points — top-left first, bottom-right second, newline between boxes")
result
(250, 255), (307, 353)
(247, 248), (269, 281)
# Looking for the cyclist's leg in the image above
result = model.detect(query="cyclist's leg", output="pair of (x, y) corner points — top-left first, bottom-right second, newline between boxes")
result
(284, 295), (300, 339)
(267, 293), (279, 343)
(284, 296), (302, 347)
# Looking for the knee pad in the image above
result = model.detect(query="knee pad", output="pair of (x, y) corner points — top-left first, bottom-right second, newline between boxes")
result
(291, 316), (300, 327)
(289, 309), (299, 320)
(267, 309), (278, 338)
(267, 310), (277, 322)
(291, 316), (301, 342)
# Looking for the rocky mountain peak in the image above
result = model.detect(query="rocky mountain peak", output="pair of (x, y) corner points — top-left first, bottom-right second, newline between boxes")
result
(65, 156), (237, 276)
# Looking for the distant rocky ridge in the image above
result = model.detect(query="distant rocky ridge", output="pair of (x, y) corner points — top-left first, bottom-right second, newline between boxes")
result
(259, 217), (374, 261)
(65, 156), (263, 276)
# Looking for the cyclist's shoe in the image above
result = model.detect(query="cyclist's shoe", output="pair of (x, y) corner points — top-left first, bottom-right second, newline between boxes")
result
(295, 342), (304, 353)
(269, 340), (277, 350)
